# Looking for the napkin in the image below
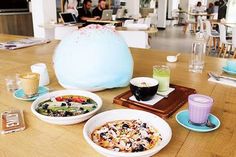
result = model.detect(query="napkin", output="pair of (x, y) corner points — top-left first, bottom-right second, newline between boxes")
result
(129, 95), (164, 106)
(129, 87), (175, 106)
(208, 77), (236, 88)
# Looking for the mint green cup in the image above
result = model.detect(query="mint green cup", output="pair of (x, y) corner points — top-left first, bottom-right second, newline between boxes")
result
(153, 65), (170, 92)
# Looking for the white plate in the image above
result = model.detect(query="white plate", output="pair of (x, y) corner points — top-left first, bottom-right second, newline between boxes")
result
(31, 90), (102, 125)
(83, 109), (172, 157)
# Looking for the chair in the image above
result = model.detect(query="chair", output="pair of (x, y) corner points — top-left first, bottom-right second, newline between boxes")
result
(117, 31), (149, 49)
(183, 13), (197, 33)
(205, 20), (220, 54)
(232, 28), (236, 58)
(218, 24), (233, 58)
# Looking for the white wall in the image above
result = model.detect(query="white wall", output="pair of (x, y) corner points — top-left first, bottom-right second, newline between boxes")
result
(31, 0), (57, 39)
(168, 0), (180, 19)
(226, 0), (236, 23)
(123, 0), (140, 17)
(157, 0), (167, 28)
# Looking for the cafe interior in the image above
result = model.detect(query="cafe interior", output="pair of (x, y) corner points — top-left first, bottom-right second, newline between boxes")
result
(0, 0), (236, 156)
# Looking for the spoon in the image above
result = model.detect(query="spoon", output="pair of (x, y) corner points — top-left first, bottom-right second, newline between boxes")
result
(167, 53), (181, 63)
(188, 119), (216, 128)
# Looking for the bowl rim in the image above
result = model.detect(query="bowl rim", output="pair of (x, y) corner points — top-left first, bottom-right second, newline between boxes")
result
(83, 109), (172, 157)
(130, 77), (159, 87)
(31, 89), (102, 120)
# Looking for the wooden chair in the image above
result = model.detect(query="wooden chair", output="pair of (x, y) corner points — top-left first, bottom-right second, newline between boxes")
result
(183, 13), (197, 33)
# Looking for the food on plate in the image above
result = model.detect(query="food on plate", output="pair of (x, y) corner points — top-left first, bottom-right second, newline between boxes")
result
(91, 120), (162, 153)
(36, 95), (97, 117)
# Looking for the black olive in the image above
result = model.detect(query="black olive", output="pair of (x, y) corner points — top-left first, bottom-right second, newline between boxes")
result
(42, 104), (49, 109)
(145, 137), (152, 143)
(141, 123), (147, 128)
(92, 105), (96, 109)
(122, 124), (129, 129)
(79, 107), (84, 110)
(61, 103), (66, 107)
(82, 102), (87, 105)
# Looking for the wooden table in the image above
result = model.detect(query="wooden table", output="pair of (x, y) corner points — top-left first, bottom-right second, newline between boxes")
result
(188, 12), (214, 17)
(1, 34), (236, 157)
(116, 27), (158, 35)
(86, 19), (122, 26)
(210, 19), (236, 28)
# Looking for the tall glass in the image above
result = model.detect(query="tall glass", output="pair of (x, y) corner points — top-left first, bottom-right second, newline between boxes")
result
(189, 33), (206, 73)
(153, 65), (170, 92)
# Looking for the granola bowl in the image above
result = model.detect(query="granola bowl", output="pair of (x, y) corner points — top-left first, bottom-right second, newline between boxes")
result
(83, 109), (172, 157)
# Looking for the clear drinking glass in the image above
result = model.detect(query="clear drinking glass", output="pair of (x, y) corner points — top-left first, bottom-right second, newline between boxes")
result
(153, 65), (170, 92)
(189, 33), (206, 73)
(5, 75), (18, 92)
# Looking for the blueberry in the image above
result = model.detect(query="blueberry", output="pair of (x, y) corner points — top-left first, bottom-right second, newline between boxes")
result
(100, 132), (106, 139)
(133, 144), (145, 152)
(122, 124), (129, 129)
(145, 137), (152, 143)
(84, 110), (89, 114)
(42, 104), (49, 110)
(61, 103), (66, 107)
(64, 111), (73, 116)
(141, 123), (147, 128)
(66, 102), (71, 106)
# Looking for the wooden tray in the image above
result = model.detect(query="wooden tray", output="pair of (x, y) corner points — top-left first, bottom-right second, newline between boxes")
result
(113, 84), (196, 118)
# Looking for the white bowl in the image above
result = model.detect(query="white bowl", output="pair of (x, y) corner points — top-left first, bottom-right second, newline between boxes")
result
(83, 109), (172, 157)
(31, 90), (102, 125)
(167, 56), (177, 63)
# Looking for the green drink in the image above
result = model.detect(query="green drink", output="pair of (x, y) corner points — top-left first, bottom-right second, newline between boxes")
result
(153, 65), (170, 92)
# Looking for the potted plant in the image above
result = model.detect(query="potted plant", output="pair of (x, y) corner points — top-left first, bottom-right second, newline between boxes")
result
(140, 0), (153, 17)
(140, 0), (151, 8)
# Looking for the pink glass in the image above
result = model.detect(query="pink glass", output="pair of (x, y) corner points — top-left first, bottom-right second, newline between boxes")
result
(188, 94), (213, 124)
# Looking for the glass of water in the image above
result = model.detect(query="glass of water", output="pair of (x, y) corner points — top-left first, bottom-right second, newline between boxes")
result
(189, 41), (206, 73)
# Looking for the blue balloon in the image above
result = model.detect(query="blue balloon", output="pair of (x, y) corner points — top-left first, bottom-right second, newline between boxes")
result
(53, 25), (133, 91)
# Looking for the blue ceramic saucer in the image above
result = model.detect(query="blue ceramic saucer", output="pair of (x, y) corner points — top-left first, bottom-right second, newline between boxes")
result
(223, 66), (236, 75)
(176, 110), (220, 132)
(13, 86), (49, 101)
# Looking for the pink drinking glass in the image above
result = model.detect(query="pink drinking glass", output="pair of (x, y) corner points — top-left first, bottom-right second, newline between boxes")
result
(188, 94), (213, 124)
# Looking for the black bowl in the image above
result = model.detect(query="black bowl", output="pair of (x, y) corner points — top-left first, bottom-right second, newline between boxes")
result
(130, 77), (159, 101)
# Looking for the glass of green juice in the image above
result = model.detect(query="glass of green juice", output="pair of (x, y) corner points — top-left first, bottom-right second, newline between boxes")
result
(153, 65), (170, 92)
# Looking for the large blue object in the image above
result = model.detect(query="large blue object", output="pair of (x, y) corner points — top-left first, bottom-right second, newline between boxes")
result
(53, 25), (133, 91)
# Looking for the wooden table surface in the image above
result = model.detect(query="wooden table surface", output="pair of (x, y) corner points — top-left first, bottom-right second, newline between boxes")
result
(188, 12), (214, 17)
(116, 27), (158, 35)
(0, 34), (236, 157)
(86, 19), (122, 25)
